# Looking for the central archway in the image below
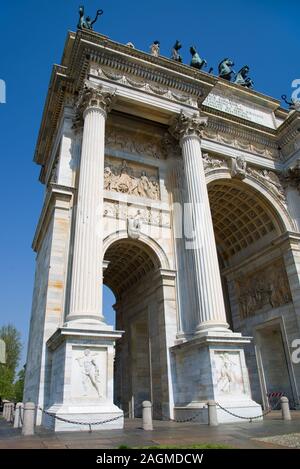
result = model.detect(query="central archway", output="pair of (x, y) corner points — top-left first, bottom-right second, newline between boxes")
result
(103, 236), (176, 419)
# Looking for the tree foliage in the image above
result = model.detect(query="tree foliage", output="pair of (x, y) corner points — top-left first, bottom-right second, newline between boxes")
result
(0, 324), (23, 401)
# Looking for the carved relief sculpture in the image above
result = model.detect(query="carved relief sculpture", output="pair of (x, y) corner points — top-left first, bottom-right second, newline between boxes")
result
(127, 210), (143, 239)
(202, 153), (228, 172)
(215, 352), (245, 395)
(247, 167), (286, 202)
(105, 127), (163, 159)
(76, 349), (102, 398)
(104, 159), (160, 200)
(235, 260), (292, 319)
(231, 155), (247, 179)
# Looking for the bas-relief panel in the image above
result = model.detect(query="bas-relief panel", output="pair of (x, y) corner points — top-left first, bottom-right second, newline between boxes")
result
(105, 126), (165, 160)
(213, 351), (246, 397)
(71, 347), (107, 400)
(235, 259), (292, 320)
(104, 157), (160, 200)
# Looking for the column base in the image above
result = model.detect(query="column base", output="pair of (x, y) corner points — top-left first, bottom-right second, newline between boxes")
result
(174, 399), (262, 424)
(41, 326), (124, 432)
(171, 331), (262, 423)
(43, 403), (124, 432)
(195, 320), (230, 334)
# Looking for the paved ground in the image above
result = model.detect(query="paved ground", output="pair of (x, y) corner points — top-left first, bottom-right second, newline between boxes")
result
(1, 412), (300, 449)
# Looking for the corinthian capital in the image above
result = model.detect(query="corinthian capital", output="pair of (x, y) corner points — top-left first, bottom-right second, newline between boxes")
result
(75, 84), (116, 122)
(169, 111), (208, 141)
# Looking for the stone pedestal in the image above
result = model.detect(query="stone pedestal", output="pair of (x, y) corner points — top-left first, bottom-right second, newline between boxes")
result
(43, 327), (124, 431)
(171, 331), (262, 423)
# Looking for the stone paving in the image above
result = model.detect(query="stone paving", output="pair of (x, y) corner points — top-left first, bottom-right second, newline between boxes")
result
(1, 412), (300, 449)
(255, 433), (300, 449)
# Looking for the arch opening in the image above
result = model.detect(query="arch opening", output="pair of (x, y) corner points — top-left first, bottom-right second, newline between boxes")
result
(208, 178), (295, 407)
(103, 237), (173, 419)
(208, 179), (284, 265)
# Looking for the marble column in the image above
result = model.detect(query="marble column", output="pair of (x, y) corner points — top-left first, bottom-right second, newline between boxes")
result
(170, 111), (229, 333)
(67, 86), (115, 325)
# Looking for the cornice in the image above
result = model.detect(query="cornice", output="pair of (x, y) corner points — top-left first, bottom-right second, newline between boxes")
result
(203, 112), (280, 160)
(34, 29), (298, 172)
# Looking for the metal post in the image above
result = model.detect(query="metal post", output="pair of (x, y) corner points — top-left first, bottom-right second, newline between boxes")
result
(22, 402), (36, 436)
(280, 396), (291, 421)
(142, 400), (153, 430)
(207, 400), (218, 426)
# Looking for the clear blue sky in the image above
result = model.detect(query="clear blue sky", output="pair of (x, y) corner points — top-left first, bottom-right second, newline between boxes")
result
(0, 0), (299, 367)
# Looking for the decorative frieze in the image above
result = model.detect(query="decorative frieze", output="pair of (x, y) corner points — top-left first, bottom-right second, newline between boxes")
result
(105, 126), (164, 160)
(104, 158), (160, 200)
(235, 259), (292, 319)
(202, 116), (280, 160)
(90, 65), (200, 107)
(202, 153), (228, 172)
(103, 200), (170, 228)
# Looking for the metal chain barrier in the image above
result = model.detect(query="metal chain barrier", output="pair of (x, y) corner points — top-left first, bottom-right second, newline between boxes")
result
(39, 406), (130, 432)
(216, 396), (283, 423)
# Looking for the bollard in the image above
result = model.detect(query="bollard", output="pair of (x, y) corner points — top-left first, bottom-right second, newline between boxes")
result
(22, 402), (36, 436)
(207, 400), (218, 426)
(14, 403), (24, 428)
(142, 401), (153, 431)
(8, 403), (15, 423)
(280, 396), (291, 421)
(2, 403), (8, 420)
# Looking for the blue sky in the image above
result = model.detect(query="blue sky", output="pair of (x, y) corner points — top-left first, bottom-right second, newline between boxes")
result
(0, 0), (299, 367)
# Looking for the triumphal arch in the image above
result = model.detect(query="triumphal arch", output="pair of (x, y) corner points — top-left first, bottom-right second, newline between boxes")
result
(24, 28), (300, 431)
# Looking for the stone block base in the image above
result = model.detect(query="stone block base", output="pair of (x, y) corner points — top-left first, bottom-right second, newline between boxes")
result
(43, 404), (124, 432)
(174, 399), (262, 424)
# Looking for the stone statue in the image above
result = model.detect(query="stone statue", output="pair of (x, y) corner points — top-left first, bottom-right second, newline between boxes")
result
(127, 211), (143, 239)
(234, 66), (254, 88)
(218, 58), (235, 81)
(171, 40), (182, 63)
(150, 41), (160, 57)
(281, 94), (300, 111)
(190, 46), (207, 70)
(77, 5), (103, 31)
(231, 155), (247, 179)
(76, 349), (102, 397)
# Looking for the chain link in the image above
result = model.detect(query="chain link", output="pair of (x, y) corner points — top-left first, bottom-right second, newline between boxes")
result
(38, 406), (129, 432)
(216, 396), (283, 422)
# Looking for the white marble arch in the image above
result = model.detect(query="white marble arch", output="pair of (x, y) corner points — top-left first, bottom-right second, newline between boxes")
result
(103, 230), (171, 271)
(206, 168), (295, 234)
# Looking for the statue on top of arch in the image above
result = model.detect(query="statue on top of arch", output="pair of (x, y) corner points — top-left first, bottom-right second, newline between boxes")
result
(77, 5), (103, 31)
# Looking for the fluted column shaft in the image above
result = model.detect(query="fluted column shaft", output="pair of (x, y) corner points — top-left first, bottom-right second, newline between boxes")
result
(170, 112), (229, 333)
(67, 86), (114, 324)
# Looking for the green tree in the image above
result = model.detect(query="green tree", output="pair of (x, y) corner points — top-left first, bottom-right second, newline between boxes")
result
(0, 324), (22, 400)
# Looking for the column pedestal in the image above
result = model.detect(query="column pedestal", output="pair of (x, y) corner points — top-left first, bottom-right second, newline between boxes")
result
(43, 327), (124, 432)
(171, 332), (262, 423)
